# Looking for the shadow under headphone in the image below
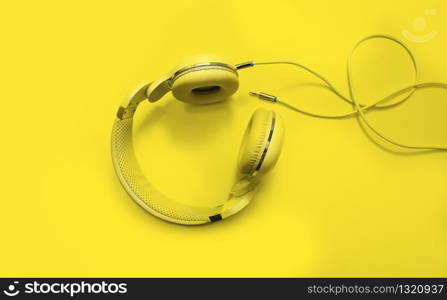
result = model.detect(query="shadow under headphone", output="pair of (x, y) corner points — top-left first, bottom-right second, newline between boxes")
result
(112, 35), (447, 225)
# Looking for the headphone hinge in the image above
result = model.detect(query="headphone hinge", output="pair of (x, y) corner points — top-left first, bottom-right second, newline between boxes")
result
(116, 105), (136, 120)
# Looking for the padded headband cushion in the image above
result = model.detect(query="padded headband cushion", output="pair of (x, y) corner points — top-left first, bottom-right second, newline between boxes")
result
(112, 118), (225, 225)
(237, 108), (274, 176)
(112, 117), (260, 225)
(171, 67), (239, 104)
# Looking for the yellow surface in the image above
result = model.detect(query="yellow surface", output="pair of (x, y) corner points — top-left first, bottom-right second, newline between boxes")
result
(1, 0), (447, 277)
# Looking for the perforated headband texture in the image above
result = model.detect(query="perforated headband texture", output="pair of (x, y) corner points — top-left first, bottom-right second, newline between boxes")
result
(111, 84), (276, 225)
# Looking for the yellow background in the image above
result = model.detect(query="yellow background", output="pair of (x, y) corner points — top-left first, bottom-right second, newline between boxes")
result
(1, 0), (447, 277)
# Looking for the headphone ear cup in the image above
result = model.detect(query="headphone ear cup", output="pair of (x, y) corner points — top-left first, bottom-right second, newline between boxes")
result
(237, 109), (284, 177)
(171, 67), (239, 104)
(259, 112), (284, 174)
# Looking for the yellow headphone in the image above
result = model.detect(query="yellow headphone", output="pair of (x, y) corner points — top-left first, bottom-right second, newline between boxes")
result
(112, 35), (447, 225)
(111, 55), (285, 225)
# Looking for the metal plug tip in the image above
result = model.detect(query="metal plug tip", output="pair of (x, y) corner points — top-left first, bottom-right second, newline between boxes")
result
(249, 91), (277, 102)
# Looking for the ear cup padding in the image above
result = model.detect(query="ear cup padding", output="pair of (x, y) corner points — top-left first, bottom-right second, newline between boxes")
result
(237, 109), (273, 175)
(171, 68), (239, 104)
(237, 109), (285, 177)
(259, 113), (284, 174)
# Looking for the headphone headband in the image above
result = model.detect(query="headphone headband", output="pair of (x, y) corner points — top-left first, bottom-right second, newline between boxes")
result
(112, 84), (269, 224)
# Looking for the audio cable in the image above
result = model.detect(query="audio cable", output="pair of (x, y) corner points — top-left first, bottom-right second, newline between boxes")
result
(245, 35), (447, 151)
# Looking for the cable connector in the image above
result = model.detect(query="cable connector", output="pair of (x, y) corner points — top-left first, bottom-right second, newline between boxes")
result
(249, 91), (277, 103)
(235, 61), (254, 70)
